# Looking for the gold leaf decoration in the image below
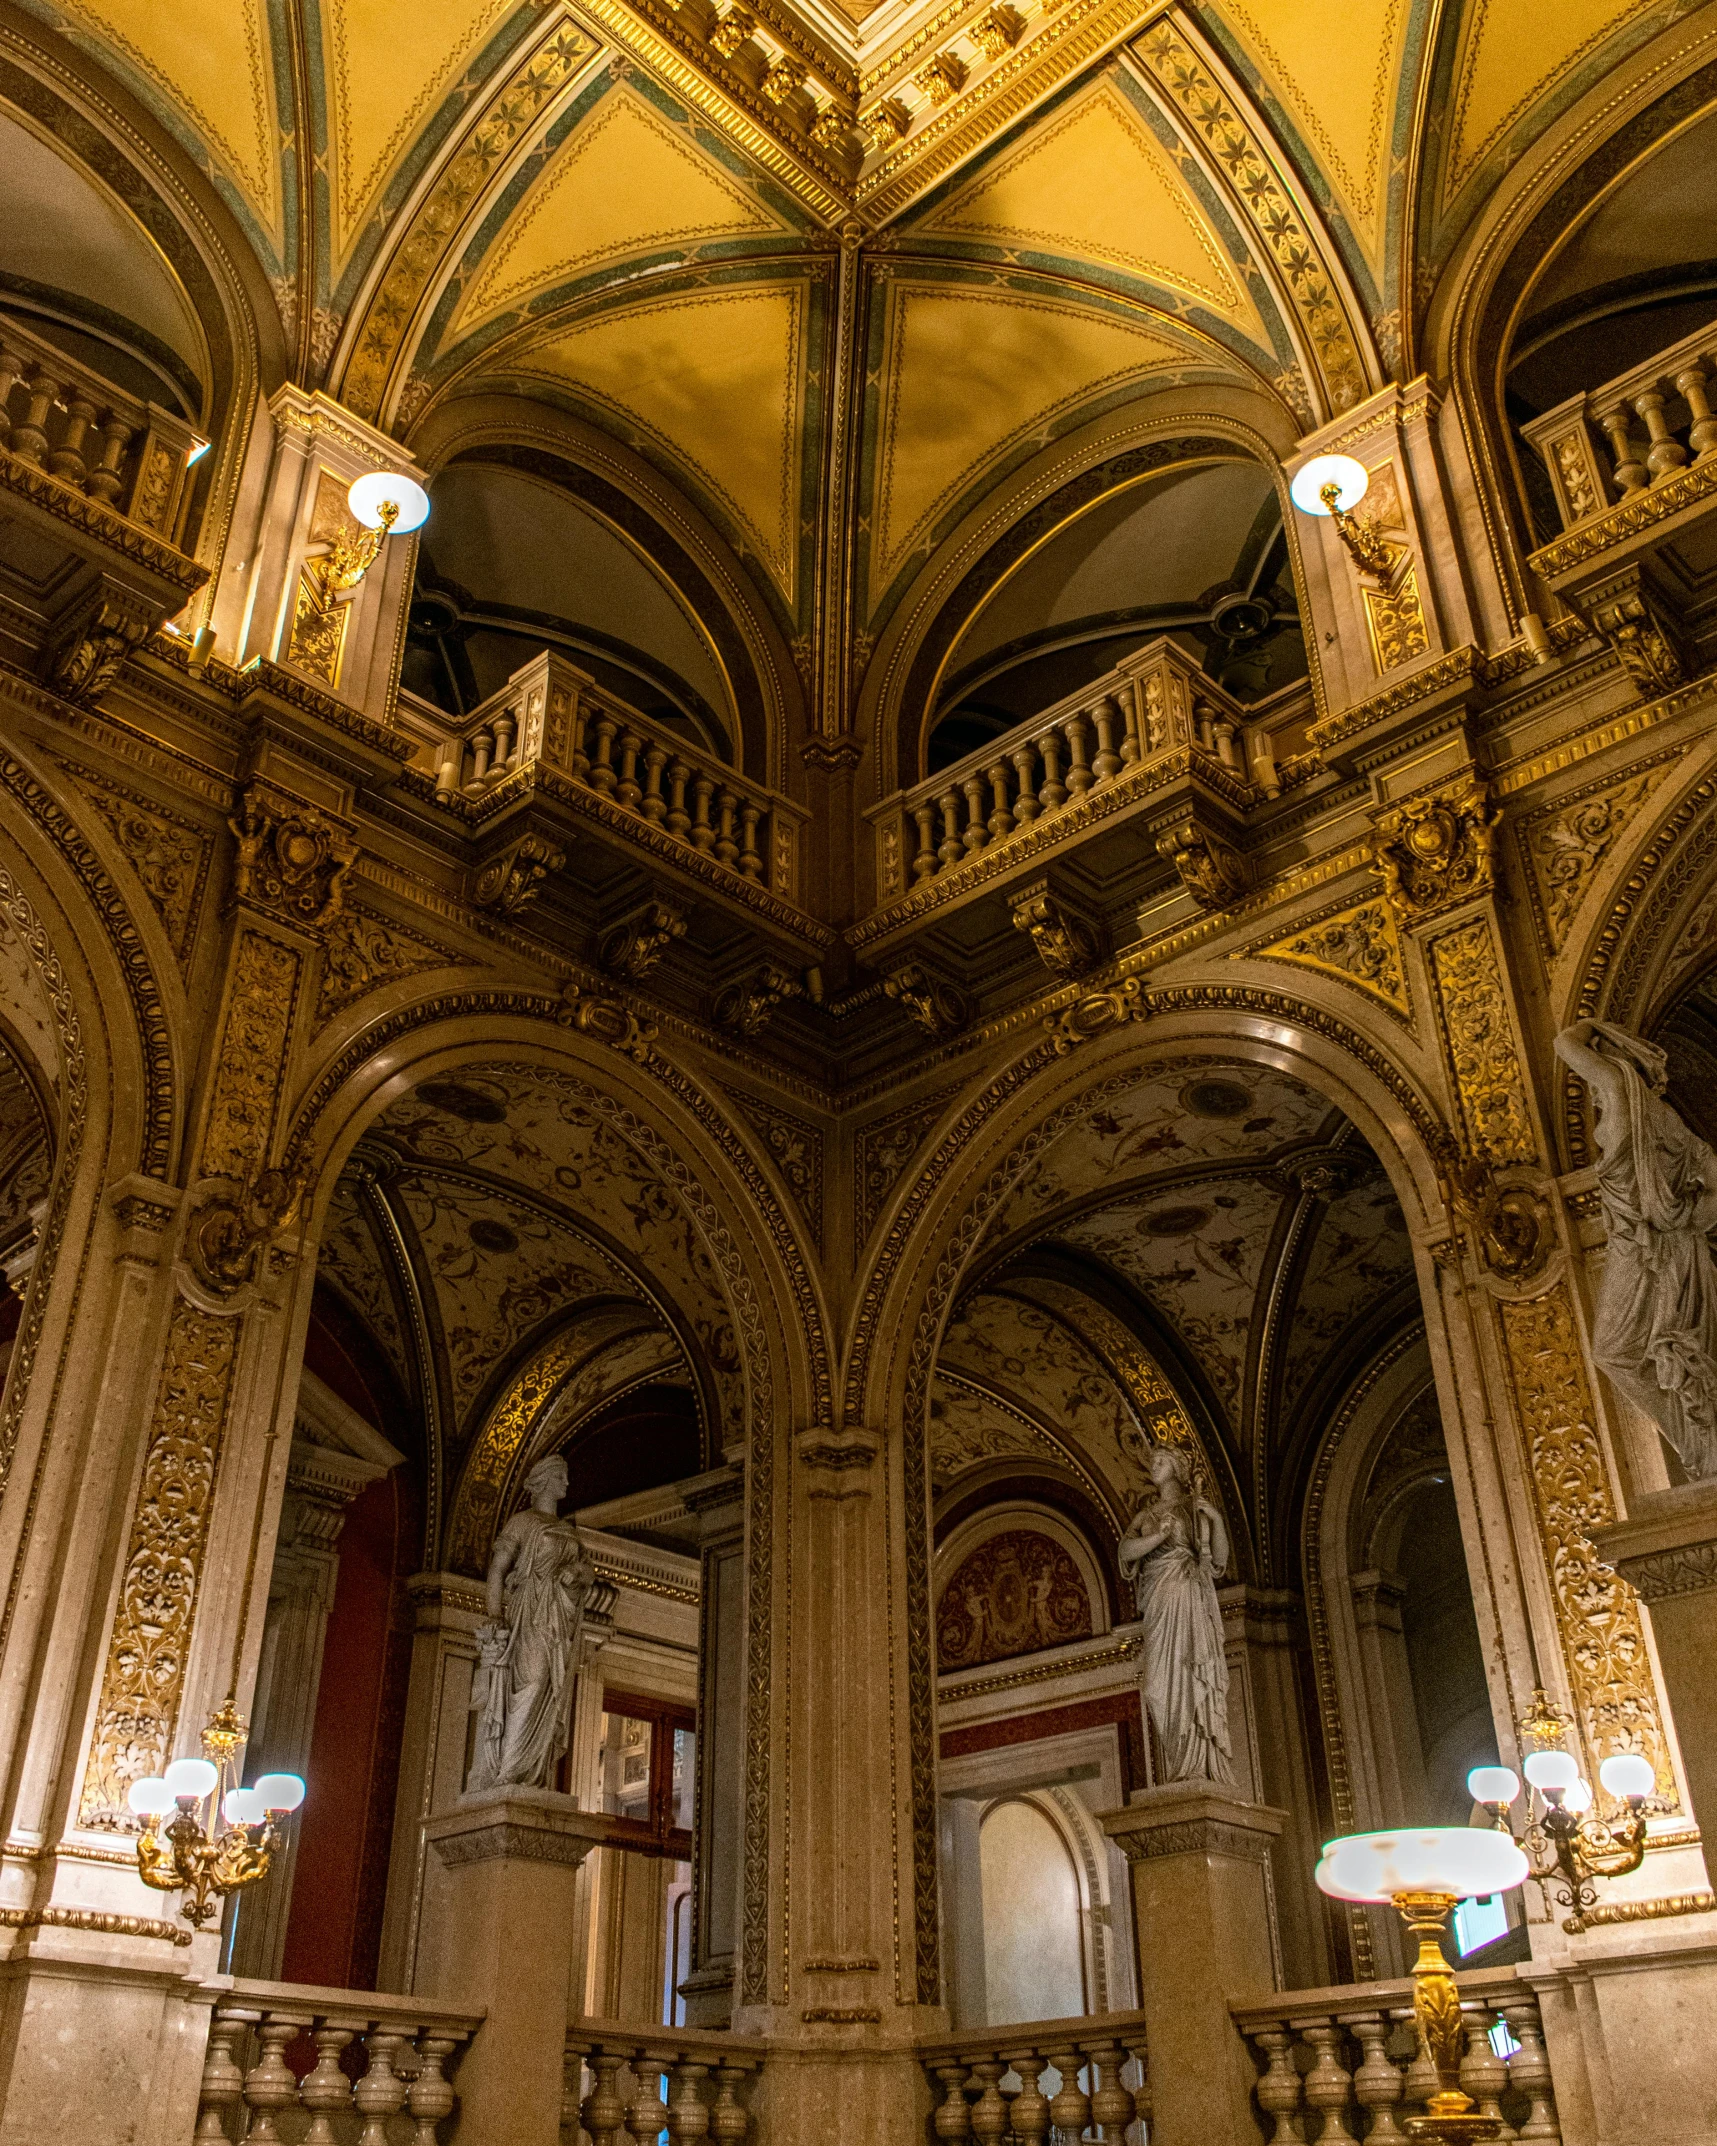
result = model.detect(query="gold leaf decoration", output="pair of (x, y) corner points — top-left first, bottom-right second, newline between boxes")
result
(1252, 895), (1409, 1014)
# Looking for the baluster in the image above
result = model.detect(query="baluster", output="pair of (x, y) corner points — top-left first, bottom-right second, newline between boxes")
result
(1089, 695), (1122, 783)
(467, 727), (493, 787)
(690, 774), (717, 851)
(587, 2046), (630, 2146)
(1122, 2039), (1150, 2143)
(84, 413), (133, 503)
(714, 788), (740, 867)
(709, 2062), (750, 2146)
(937, 788), (963, 867)
(666, 760), (692, 840)
(1213, 718), (1239, 769)
(985, 761), (1015, 840)
(46, 386), (96, 483)
(354, 2027), (409, 2146)
(1497, 2001), (1559, 2146)
(1252, 2025), (1303, 2146)
(1397, 2004), (1439, 2111)
(1010, 744), (1041, 822)
(241, 2015), (307, 2146)
(969, 2057), (1009, 2146)
(492, 706), (516, 772)
(669, 2057), (712, 2146)
(570, 696), (592, 781)
(1460, 2008), (1515, 2142)
(629, 2051), (668, 2146)
(738, 801), (764, 879)
(1598, 405), (1649, 495)
(912, 801), (940, 879)
(932, 2062), (974, 2146)
(642, 744), (670, 824)
(1633, 386), (1688, 479)
(408, 2033), (459, 2146)
(1118, 689), (1141, 765)
(300, 2023), (355, 2146)
(436, 742), (462, 796)
(11, 366), (62, 465)
(1302, 2021), (1359, 2146)
(1084, 2039), (1134, 2146)
(1350, 2014), (1407, 2146)
(0, 343), (25, 446)
(1678, 364), (1717, 460)
(1010, 2053), (1052, 2146)
(195, 2010), (249, 2145)
(588, 714), (619, 794)
(961, 774), (989, 853)
(1046, 2044), (1090, 2145)
(1064, 712), (1093, 797)
(1039, 731), (1067, 810)
(616, 730), (643, 812)
(565, 2049), (590, 2145)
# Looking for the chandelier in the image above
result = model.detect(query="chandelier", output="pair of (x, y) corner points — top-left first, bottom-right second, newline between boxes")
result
(126, 1701), (305, 1929)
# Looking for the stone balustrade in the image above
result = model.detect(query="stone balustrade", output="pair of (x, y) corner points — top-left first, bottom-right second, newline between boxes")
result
(426, 651), (808, 906)
(0, 308), (203, 540)
(1523, 316), (1717, 530)
(193, 1979), (482, 2141)
(1232, 1971), (1560, 2146)
(866, 637), (1259, 908)
(917, 2011), (1150, 2146)
(563, 2019), (767, 2146)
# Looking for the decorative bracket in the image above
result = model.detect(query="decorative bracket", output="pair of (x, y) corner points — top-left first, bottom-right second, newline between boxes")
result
(882, 962), (969, 1037)
(600, 899), (688, 981)
(715, 962), (804, 1036)
(473, 832), (566, 915)
(1156, 817), (1250, 911)
(1010, 877), (1102, 978)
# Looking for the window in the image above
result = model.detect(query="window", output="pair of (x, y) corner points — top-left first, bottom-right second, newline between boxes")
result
(592, 1689), (695, 1859)
(1452, 1892), (1510, 1956)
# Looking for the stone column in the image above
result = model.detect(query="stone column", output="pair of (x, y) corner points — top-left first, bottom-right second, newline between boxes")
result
(421, 1792), (607, 2143)
(680, 1464), (744, 2027)
(1102, 1786), (1285, 2146)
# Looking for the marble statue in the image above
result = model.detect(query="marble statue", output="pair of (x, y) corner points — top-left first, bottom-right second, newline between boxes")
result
(1555, 1019), (1717, 1479)
(1119, 1445), (1235, 1784)
(467, 1451), (597, 1795)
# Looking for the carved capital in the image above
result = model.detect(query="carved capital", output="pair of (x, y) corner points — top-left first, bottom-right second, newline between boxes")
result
(1009, 878), (1101, 978)
(1370, 775), (1494, 922)
(1578, 566), (1689, 695)
(45, 576), (157, 704)
(228, 783), (358, 926)
(796, 1424), (881, 1500)
(1156, 817), (1249, 911)
(715, 961), (804, 1037)
(473, 832), (565, 915)
(600, 899), (688, 981)
(882, 962), (968, 1037)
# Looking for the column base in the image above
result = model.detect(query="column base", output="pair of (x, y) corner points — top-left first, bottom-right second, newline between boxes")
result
(1102, 1783), (1285, 2146)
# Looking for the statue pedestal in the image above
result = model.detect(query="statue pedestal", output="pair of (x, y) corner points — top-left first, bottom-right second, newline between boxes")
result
(1595, 1479), (1717, 1866)
(1101, 1785), (1285, 2146)
(422, 1791), (607, 2143)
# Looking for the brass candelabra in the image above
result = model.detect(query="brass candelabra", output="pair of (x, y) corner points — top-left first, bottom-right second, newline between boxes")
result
(128, 1700), (305, 1930)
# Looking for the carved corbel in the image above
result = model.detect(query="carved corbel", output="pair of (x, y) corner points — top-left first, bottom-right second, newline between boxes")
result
(715, 962), (804, 1037)
(1156, 818), (1250, 911)
(1009, 878), (1101, 978)
(228, 784), (358, 926)
(882, 962), (969, 1038)
(45, 576), (157, 704)
(1577, 566), (1690, 696)
(600, 899), (688, 981)
(472, 832), (566, 915)
(1370, 775), (1495, 922)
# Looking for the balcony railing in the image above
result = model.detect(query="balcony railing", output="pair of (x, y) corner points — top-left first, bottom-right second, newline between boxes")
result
(917, 2011), (1150, 2146)
(564, 2018), (767, 2146)
(1522, 316), (1717, 532)
(866, 638), (1259, 912)
(0, 309), (203, 542)
(1232, 1969), (1560, 2146)
(422, 653), (809, 910)
(192, 1979), (483, 2140)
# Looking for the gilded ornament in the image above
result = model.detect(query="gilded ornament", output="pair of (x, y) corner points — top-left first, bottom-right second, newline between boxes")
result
(1371, 778), (1495, 922)
(187, 1162), (309, 1297)
(200, 932), (301, 1184)
(1582, 576), (1688, 697)
(860, 99), (910, 150)
(1252, 896), (1408, 1014)
(46, 579), (157, 705)
(853, 1086), (957, 1251)
(1520, 768), (1661, 954)
(708, 8), (756, 56)
(882, 961), (968, 1037)
(472, 833), (566, 915)
(728, 1089), (824, 1236)
(1426, 918), (1536, 1166)
(762, 56), (805, 103)
(1044, 976), (1145, 1053)
(68, 767), (210, 960)
(968, 4), (1024, 58)
(716, 961), (804, 1036)
(1157, 818), (1249, 911)
(555, 983), (656, 1058)
(600, 899), (688, 981)
(914, 51), (967, 103)
(1010, 881), (1100, 977)
(1437, 1150), (1550, 1283)
(316, 905), (453, 1024)
(228, 787), (357, 926)
(1363, 562), (1431, 675)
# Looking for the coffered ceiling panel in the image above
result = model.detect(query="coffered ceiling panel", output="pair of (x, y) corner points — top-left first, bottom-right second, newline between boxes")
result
(450, 83), (797, 336)
(870, 283), (1190, 594)
(917, 74), (1269, 342)
(324, 0), (518, 256)
(514, 281), (807, 596)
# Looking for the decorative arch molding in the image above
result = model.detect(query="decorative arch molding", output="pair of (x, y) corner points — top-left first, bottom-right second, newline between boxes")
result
(403, 395), (805, 791)
(855, 386), (1306, 798)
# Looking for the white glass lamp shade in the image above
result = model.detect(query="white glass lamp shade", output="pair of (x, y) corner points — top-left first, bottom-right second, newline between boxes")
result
(1468, 1766), (1520, 1807)
(1523, 1748), (1580, 1795)
(1315, 1827), (1529, 1904)
(347, 471), (429, 533)
(127, 1777), (175, 1818)
(1564, 1777), (1594, 1815)
(223, 1786), (266, 1826)
(162, 1756), (218, 1802)
(1290, 453), (1369, 518)
(1599, 1752), (1656, 1802)
(255, 1772), (306, 1814)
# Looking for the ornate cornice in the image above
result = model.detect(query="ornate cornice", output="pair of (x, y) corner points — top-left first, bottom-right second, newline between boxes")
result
(0, 451), (207, 595)
(1529, 456), (1717, 580)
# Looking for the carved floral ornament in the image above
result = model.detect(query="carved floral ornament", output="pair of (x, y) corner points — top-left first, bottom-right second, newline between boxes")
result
(1371, 777), (1496, 923)
(228, 785), (357, 927)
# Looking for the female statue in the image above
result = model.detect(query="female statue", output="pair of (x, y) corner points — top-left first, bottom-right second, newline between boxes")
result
(467, 1451), (596, 1794)
(1554, 1019), (1717, 1479)
(1119, 1445), (1234, 1784)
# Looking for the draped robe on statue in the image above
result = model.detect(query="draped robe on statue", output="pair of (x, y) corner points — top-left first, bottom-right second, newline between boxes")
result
(1121, 1484), (1234, 1785)
(467, 1508), (594, 1794)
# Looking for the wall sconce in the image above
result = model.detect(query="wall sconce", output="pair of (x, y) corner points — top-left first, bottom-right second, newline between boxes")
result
(1468, 1693), (1652, 1929)
(1290, 452), (1399, 586)
(299, 469), (429, 627)
(1317, 1826), (1528, 2145)
(126, 1700), (305, 1930)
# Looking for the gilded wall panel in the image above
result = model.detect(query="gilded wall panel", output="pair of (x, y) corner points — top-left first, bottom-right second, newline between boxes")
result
(200, 932), (301, 1183)
(1426, 917), (1536, 1164)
